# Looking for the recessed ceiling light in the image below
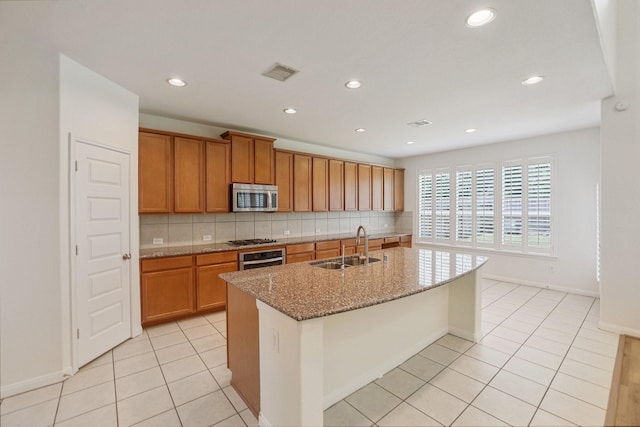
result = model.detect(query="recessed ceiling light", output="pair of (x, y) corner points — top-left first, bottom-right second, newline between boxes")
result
(345, 80), (362, 89)
(283, 108), (297, 114)
(465, 128), (477, 133)
(355, 128), (366, 133)
(466, 8), (496, 27)
(406, 141), (416, 145)
(521, 75), (545, 86)
(167, 77), (187, 87)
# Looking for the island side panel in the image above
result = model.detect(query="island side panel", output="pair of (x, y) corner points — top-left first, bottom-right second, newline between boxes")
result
(322, 284), (449, 409)
(256, 301), (324, 427)
(447, 269), (482, 342)
(226, 284), (260, 417)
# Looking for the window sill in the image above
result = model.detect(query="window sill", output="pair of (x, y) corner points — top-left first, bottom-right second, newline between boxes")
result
(414, 241), (558, 261)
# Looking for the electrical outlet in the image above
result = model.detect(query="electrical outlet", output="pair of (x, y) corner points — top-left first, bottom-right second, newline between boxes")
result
(384, 223), (388, 228)
(152, 238), (163, 245)
(271, 328), (280, 353)
(203, 235), (212, 241)
(284, 230), (290, 235)
(315, 228), (321, 233)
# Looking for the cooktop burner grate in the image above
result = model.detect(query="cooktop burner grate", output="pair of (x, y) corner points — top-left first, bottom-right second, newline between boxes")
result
(228, 239), (277, 246)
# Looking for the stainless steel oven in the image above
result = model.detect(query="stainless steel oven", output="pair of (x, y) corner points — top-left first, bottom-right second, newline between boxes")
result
(238, 248), (285, 270)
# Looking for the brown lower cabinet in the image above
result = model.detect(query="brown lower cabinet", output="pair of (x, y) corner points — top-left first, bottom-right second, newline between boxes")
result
(286, 242), (315, 263)
(140, 251), (238, 327)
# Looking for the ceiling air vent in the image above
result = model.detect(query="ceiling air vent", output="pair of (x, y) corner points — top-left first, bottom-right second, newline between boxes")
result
(261, 63), (299, 82)
(407, 119), (432, 128)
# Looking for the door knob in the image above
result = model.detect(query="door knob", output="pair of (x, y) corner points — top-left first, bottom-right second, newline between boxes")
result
(122, 253), (131, 260)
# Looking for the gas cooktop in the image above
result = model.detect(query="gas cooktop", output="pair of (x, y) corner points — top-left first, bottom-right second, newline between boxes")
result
(228, 239), (277, 246)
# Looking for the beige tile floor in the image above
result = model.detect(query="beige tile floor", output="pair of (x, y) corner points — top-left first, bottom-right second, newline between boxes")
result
(0, 280), (618, 426)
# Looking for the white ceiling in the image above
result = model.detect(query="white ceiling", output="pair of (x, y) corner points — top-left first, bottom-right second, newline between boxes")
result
(2, 0), (612, 159)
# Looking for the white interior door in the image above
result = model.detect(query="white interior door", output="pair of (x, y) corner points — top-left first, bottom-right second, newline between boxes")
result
(75, 140), (131, 367)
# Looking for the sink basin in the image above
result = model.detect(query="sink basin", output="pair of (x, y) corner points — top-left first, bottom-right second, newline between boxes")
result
(311, 256), (381, 269)
(343, 256), (381, 266)
(310, 260), (350, 270)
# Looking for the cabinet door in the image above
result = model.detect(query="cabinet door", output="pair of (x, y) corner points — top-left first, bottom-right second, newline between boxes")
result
(312, 157), (329, 211)
(174, 137), (205, 213)
(205, 140), (231, 212)
(139, 132), (172, 213)
(358, 164), (372, 211)
(141, 268), (194, 325)
(254, 138), (274, 185)
(394, 169), (405, 212)
(231, 135), (254, 183)
(344, 161), (358, 211)
(293, 154), (312, 212)
(328, 159), (344, 211)
(197, 261), (237, 311)
(383, 168), (394, 211)
(275, 150), (293, 212)
(371, 166), (383, 211)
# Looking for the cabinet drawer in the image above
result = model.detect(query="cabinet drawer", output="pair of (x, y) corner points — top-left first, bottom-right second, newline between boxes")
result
(315, 248), (341, 260)
(196, 251), (238, 266)
(286, 242), (315, 255)
(287, 252), (315, 263)
(400, 235), (412, 243)
(315, 239), (340, 251)
(141, 255), (193, 272)
(384, 237), (400, 244)
(369, 238), (384, 248)
(341, 238), (356, 248)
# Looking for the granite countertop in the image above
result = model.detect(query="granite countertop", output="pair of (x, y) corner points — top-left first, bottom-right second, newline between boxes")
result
(220, 247), (487, 321)
(139, 231), (411, 259)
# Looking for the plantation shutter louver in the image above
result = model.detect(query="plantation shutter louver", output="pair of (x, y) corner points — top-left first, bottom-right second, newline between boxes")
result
(476, 168), (495, 244)
(456, 170), (473, 243)
(435, 172), (451, 240)
(527, 162), (551, 249)
(418, 173), (433, 239)
(502, 165), (523, 246)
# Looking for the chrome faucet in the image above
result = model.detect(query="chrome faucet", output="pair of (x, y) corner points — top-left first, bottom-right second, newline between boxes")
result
(355, 225), (369, 266)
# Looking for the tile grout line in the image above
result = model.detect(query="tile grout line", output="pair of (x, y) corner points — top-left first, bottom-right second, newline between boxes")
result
(448, 284), (551, 426)
(527, 297), (607, 425)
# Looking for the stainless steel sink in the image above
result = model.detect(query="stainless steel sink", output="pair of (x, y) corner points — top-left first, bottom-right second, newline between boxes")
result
(311, 255), (381, 269)
(343, 256), (381, 266)
(311, 260), (350, 270)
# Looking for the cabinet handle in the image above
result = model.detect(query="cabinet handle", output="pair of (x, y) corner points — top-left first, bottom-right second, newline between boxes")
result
(122, 253), (131, 260)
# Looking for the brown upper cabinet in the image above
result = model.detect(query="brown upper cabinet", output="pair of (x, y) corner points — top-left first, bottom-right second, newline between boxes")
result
(383, 167), (394, 211)
(328, 159), (344, 211)
(139, 129), (231, 214)
(344, 161), (358, 211)
(174, 137), (205, 213)
(293, 154), (312, 212)
(371, 166), (384, 211)
(274, 150), (294, 212)
(358, 163), (372, 211)
(221, 131), (275, 185)
(139, 132), (173, 213)
(312, 157), (329, 212)
(394, 169), (405, 212)
(206, 140), (231, 212)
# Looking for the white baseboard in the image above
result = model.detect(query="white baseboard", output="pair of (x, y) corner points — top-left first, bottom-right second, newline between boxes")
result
(1, 369), (68, 399)
(483, 274), (600, 298)
(449, 326), (481, 343)
(598, 321), (640, 338)
(258, 412), (273, 427)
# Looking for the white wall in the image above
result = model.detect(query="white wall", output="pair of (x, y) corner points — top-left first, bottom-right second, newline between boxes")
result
(59, 56), (140, 374)
(0, 40), (63, 398)
(600, 0), (640, 336)
(139, 113), (395, 166)
(397, 127), (601, 296)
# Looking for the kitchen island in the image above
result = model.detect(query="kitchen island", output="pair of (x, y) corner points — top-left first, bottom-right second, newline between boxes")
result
(220, 246), (486, 427)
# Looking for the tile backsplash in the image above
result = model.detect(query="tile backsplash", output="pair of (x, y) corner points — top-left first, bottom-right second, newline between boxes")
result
(140, 211), (414, 249)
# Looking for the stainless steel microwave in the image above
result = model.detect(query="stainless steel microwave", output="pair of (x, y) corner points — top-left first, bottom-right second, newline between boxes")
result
(232, 183), (278, 212)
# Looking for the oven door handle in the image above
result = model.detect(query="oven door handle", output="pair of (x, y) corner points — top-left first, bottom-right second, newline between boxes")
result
(241, 257), (284, 266)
